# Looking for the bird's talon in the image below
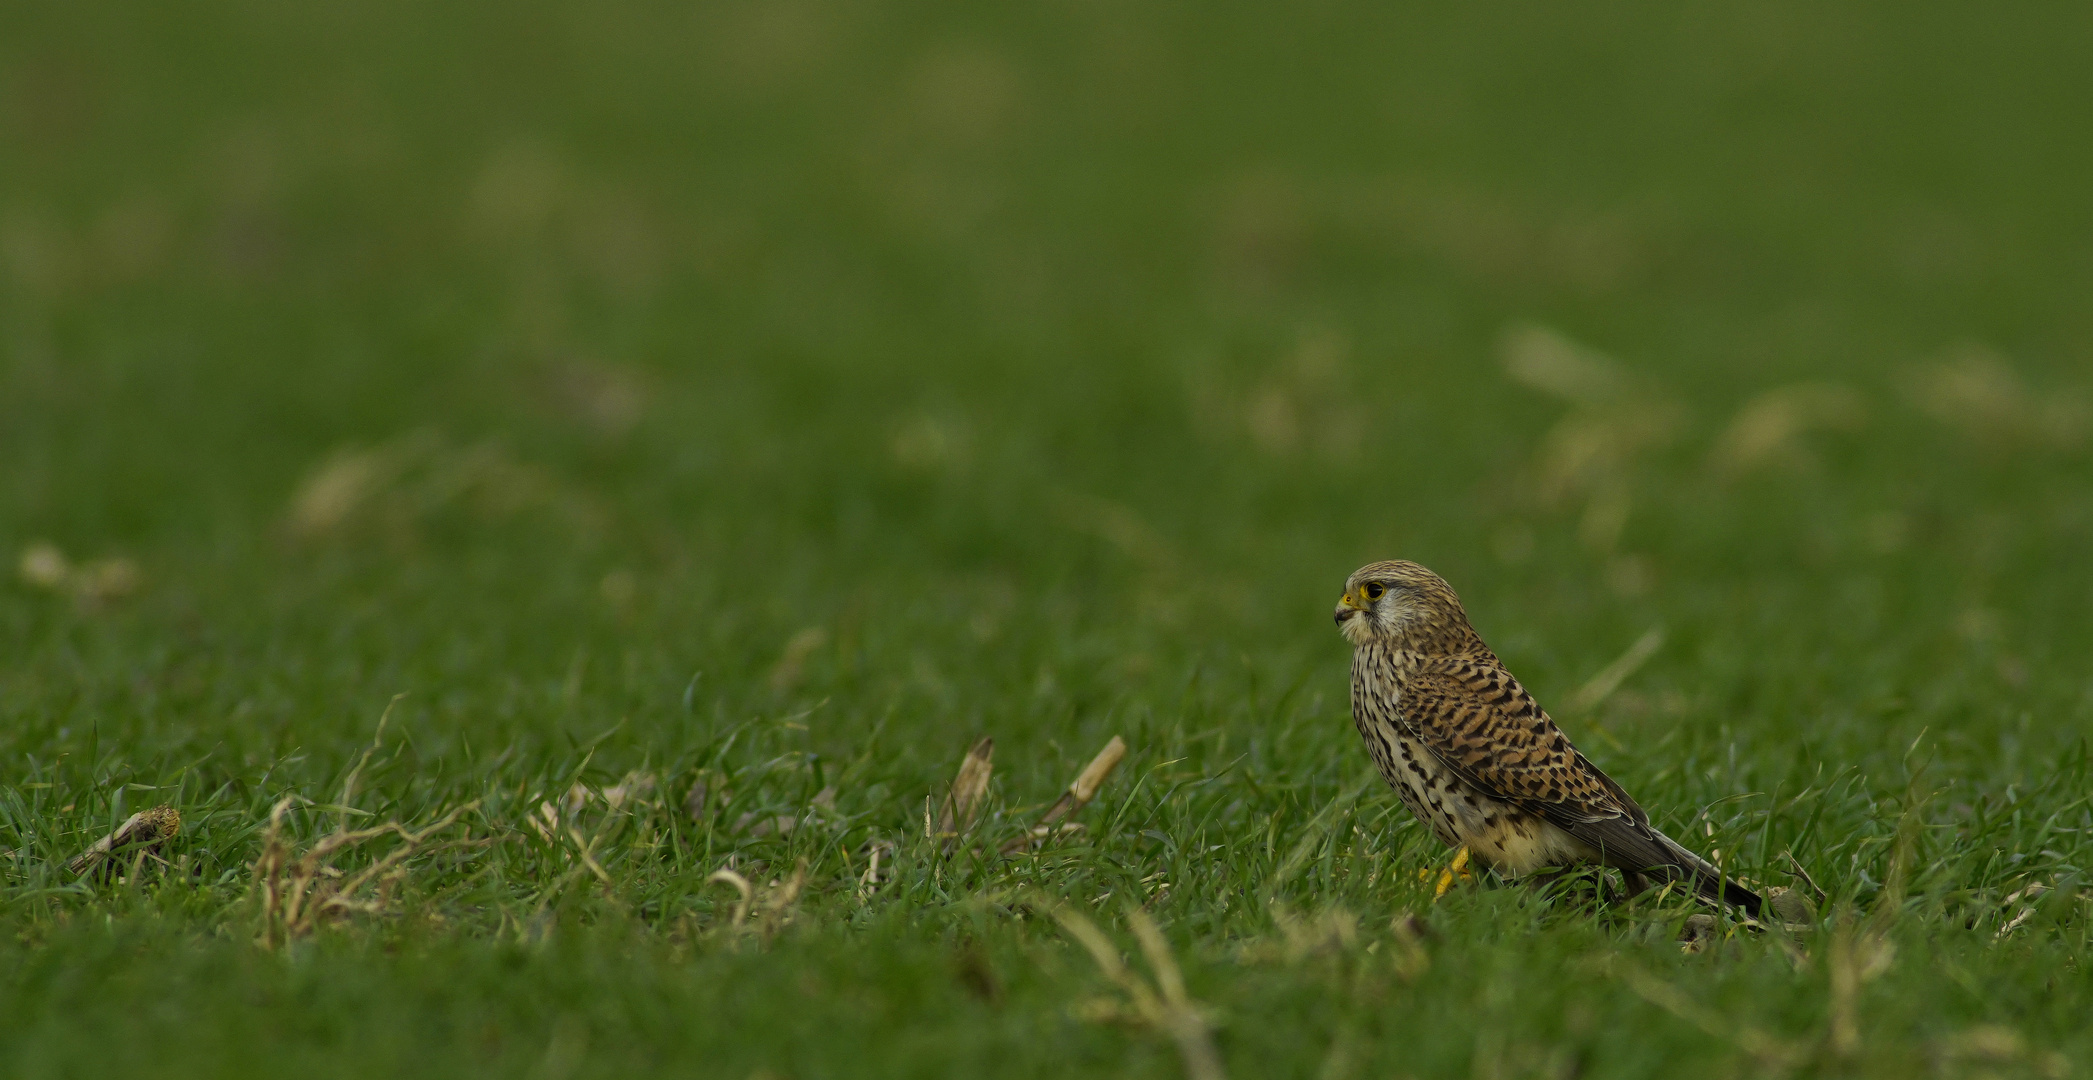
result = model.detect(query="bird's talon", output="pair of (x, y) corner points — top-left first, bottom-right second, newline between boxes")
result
(1432, 847), (1474, 901)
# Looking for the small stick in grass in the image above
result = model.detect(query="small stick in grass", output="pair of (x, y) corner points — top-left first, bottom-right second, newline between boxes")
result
(68, 805), (181, 879)
(1784, 850), (1828, 905)
(1001, 735), (1127, 854)
(936, 737), (995, 852)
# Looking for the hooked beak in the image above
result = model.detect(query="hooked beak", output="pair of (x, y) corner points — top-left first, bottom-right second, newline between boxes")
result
(1333, 589), (1364, 625)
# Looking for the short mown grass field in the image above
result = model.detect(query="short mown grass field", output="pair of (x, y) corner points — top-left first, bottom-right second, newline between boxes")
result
(5, 2), (2092, 1077)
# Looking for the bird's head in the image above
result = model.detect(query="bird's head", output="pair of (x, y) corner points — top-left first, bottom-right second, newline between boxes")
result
(1333, 560), (1482, 653)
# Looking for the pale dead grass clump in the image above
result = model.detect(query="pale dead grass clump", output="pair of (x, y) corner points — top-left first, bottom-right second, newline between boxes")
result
(1906, 344), (2088, 453)
(283, 431), (593, 542)
(1600, 798), (2065, 1076)
(1936, 1025), (2071, 1079)
(706, 859), (808, 941)
(917, 732), (1129, 858)
(1050, 492), (1178, 572)
(1708, 383), (1868, 478)
(1244, 329), (1365, 462)
(522, 770), (676, 889)
(1499, 324), (1687, 554)
(1992, 880), (2064, 941)
(767, 626), (829, 693)
(935, 736), (994, 853)
(17, 541), (143, 606)
(1342, 174), (1646, 294)
(251, 798), (478, 947)
(1237, 903), (1362, 966)
(1181, 328), (1364, 463)
(543, 771), (660, 824)
(1056, 904), (1226, 1080)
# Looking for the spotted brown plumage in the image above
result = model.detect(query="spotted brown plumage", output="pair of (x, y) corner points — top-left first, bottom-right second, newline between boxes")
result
(1335, 559), (1762, 914)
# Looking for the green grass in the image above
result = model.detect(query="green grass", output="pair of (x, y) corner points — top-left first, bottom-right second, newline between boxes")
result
(4, 1), (2092, 1076)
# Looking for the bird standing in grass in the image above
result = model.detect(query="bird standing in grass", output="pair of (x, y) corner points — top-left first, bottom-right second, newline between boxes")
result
(1334, 560), (1762, 914)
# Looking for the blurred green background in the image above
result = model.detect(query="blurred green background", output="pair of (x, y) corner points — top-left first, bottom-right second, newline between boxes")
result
(4, 2), (2091, 1077)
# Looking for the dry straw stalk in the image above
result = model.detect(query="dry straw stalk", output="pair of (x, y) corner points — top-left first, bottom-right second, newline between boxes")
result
(1002, 735), (1127, 855)
(252, 797), (477, 947)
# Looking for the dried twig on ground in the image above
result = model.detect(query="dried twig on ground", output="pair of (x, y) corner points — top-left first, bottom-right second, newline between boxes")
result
(68, 805), (182, 880)
(936, 737), (994, 852)
(1001, 735), (1127, 854)
(252, 797), (477, 947)
(857, 840), (895, 900)
(1784, 851), (1828, 905)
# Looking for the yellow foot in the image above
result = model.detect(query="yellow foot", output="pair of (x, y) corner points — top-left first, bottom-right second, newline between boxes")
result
(1416, 847), (1473, 901)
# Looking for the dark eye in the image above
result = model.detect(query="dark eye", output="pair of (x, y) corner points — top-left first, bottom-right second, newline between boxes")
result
(1363, 582), (1385, 600)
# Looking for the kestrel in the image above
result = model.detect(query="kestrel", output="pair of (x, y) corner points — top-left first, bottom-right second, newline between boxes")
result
(1334, 560), (1762, 913)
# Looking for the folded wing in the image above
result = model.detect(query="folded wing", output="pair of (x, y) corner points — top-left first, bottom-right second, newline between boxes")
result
(1398, 659), (1761, 913)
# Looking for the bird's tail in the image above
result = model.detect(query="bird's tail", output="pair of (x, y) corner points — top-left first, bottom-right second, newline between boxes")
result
(1648, 828), (1763, 916)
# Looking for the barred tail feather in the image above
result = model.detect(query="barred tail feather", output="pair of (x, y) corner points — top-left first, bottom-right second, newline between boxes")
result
(1649, 828), (1763, 916)
(1558, 815), (1764, 915)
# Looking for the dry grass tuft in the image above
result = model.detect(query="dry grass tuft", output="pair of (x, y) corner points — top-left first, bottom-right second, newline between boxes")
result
(767, 627), (829, 693)
(889, 412), (972, 471)
(1499, 324), (1688, 553)
(1708, 382), (1868, 478)
(17, 541), (143, 606)
(1993, 880), (2051, 940)
(1604, 956), (1805, 1070)
(707, 859), (808, 940)
(283, 431), (592, 543)
(1906, 345), (2088, 453)
(1936, 1025), (2071, 1078)
(1261, 903), (1360, 964)
(707, 868), (755, 927)
(252, 798), (478, 948)
(1055, 904), (1226, 1080)
(936, 736), (995, 849)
